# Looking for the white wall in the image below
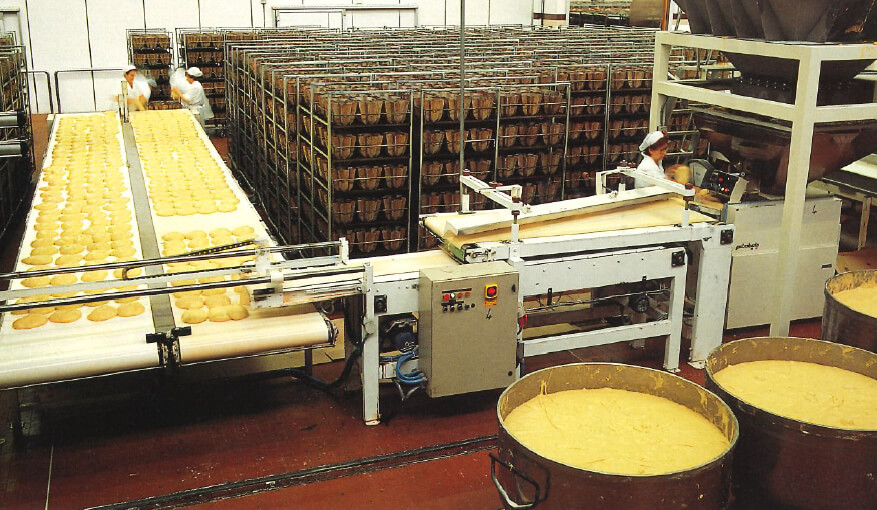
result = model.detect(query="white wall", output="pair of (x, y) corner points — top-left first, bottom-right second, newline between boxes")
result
(6, 0), (541, 114)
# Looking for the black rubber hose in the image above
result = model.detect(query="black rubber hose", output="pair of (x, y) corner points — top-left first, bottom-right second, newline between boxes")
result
(285, 341), (363, 393)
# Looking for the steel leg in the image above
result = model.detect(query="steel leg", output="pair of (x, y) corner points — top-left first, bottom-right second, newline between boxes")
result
(859, 196), (872, 250)
(663, 267), (686, 373)
(689, 230), (733, 367)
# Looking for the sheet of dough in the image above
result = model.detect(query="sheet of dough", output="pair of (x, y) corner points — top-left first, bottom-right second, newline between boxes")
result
(130, 110), (332, 363)
(0, 113), (159, 387)
(425, 199), (715, 248)
(440, 188), (670, 236)
(353, 250), (458, 277)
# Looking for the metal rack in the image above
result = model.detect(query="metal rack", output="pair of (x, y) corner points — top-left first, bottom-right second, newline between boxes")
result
(0, 43), (33, 241)
(224, 26), (691, 255)
(651, 32), (877, 338)
(177, 27), (324, 131)
(126, 29), (173, 102)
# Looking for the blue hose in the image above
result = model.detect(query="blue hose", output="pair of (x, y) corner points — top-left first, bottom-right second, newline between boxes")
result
(395, 348), (425, 385)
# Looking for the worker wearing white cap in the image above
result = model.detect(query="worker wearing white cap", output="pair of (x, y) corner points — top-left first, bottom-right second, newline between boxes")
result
(123, 64), (150, 111)
(172, 66), (213, 127)
(635, 130), (669, 188)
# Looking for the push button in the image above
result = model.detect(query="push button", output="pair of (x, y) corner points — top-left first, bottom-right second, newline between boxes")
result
(485, 284), (498, 298)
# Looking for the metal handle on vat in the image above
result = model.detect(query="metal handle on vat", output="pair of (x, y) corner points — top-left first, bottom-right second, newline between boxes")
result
(489, 453), (542, 510)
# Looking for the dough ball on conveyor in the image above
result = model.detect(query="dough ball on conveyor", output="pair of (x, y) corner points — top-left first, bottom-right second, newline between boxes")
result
(182, 309), (208, 324)
(49, 308), (82, 324)
(54, 254), (82, 267)
(13, 314), (49, 330)
(50, 273), (77, 286)
(176, 295), (205, 310)
(208, 308), (230, 322)
(222, 304), (248, 321)
(22, 255), (54, 266)
(88, 305), (117, 322)
(117, 301), (145, 318)
(22, 274), (51, 288)
(81, 269), (108, 283)
(204, 294), (231, 309)
(31, 246), (59, 256)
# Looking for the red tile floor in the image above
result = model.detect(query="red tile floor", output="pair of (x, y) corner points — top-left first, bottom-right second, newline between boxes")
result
(0, 120), (825, 509)
(0, 322), (822, 510)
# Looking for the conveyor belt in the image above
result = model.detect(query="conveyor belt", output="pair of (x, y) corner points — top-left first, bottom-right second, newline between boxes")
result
(0, 113), (160, 387)
(129, 110), (334, 365)
(423, 198), (716, 254)
(0, 111), (336, 388)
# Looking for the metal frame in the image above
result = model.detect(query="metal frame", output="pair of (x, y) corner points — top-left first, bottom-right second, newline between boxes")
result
(272, 5), (420, 30)
(652, 32), (877, 336)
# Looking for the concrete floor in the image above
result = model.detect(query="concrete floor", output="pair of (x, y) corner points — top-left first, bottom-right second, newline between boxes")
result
(0, 114), (826, 509)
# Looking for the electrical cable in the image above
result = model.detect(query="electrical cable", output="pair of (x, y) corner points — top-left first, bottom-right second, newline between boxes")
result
(285, 341), (363, 394)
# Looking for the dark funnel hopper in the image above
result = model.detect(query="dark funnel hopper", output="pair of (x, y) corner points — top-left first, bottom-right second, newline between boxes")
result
(675, 0), (877, 102)
(675, 0), (712, 34)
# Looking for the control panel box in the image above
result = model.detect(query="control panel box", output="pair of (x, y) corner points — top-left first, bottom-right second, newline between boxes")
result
(418, 262), (519, 398)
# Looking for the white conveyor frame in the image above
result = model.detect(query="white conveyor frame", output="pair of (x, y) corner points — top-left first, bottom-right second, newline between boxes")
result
(651, 32), (877, 337)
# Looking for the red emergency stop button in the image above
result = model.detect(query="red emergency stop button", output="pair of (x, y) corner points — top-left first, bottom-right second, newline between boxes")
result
(485, 284), (498, 298)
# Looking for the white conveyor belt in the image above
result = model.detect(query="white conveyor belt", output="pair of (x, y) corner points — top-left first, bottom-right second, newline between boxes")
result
(130, 110), (333, 364)
(0, 113), (159, 387)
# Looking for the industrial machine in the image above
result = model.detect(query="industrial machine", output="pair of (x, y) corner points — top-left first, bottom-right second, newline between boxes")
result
(0, 109), (735, 427)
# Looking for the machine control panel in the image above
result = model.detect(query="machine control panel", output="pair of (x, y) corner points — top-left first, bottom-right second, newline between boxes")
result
(419, 262), (518, 398)
(701, 169), (739, 195)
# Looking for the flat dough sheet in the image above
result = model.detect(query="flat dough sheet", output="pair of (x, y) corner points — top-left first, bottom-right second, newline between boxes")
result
(425, 199), (715, 249)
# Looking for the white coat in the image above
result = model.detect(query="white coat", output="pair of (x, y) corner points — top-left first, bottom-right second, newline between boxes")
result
(179, 80), (214, 125)
(635, 155), (664, 188)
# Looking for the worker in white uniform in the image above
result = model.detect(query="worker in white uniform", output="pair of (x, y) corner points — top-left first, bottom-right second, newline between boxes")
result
(172, 67), (213, 127)
(123, 64), (150, 111)
(634, 130), (669, 188)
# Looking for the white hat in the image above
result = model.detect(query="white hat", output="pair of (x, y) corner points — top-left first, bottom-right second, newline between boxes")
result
(123, 64), (137, 74)
(186, 66), (203, 78)
(639, 130), (668, 152)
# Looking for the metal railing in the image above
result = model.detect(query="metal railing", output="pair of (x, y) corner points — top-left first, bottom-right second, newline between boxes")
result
(54, 67), (123, 113)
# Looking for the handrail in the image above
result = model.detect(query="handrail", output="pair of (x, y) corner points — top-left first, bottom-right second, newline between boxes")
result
(25, 70), (53, 113)
(54, 67), (122, 113)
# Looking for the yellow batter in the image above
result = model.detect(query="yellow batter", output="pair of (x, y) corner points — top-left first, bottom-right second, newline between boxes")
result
(714, 360), (877, 429)
(833, 282), (877, 317)
(504, 388), (729, 476)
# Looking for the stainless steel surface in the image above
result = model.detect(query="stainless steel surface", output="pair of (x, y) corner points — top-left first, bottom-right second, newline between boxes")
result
(823, 270), (877, 352)
(494, 363), (737, 510)
(705, 337), (877, 510)
(123, 121), (175, 333)
(723, 196), (841, 329)
(418, 261), (518, 398)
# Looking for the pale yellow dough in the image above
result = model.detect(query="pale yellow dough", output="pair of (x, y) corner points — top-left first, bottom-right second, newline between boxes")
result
(504, 388), (729, 476)
(13, 314), (49, 329)
(49, 308), (82, 324)
(181, 309), (208, 324)
(176, 295), (205, 310)
(223, 304), (249, 321)
(833, 283), (877, 317)
(204, 295), (231, 308)
(87, 305), (117, 322)
(117, 301), (145, 317)
(713, 360), (877, 429)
